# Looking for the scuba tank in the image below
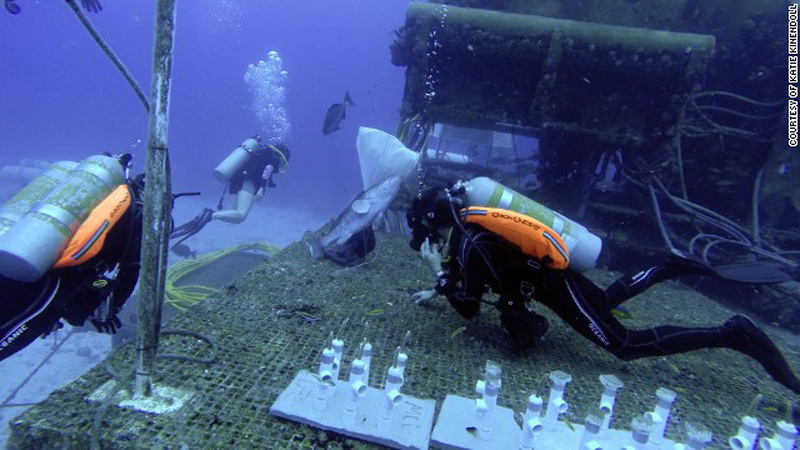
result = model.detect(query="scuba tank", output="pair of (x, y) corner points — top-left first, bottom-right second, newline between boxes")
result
(213, 137), (262, 183)
(0, 159), (53, 186)
(459, 176), (602, 272)
(0, 155), (125, 282)
(0, 161), (78, 238)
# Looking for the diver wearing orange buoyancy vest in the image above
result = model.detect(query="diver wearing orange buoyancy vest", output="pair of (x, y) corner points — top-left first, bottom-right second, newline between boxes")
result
(0, 154), (143, 363)
(406, 184), (800, 395)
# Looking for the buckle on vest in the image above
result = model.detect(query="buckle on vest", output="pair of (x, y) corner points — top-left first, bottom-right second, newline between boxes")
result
(520, 281), (535, 299)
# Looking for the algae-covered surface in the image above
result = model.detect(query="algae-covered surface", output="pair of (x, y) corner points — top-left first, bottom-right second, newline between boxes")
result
(8, 233), (800, 449)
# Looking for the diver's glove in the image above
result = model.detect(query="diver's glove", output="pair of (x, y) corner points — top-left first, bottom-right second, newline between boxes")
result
(420, 237), (442, 274)
(91, 315), (122, 334)
(411, 289), (437, 305)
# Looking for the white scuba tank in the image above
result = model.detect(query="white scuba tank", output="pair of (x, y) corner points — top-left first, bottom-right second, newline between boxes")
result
(213, 137), (261, 183)
(0, 155), (124, 282)
(461, 177), (602, 272)
(0, 161), (78, 238)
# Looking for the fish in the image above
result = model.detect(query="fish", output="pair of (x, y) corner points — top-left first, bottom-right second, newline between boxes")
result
(611, 306), (634, 319)
(322, 91), (355, 135)
(170, 243), (196, 259)
(307, 176), (401, 260)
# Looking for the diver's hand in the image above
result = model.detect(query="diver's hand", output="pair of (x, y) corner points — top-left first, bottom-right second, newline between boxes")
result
(91, 315), (121, 334)
(411, 289), (437, 305)
(254, 187), (265, 201)
(420, 237), (442, 274)
(81, 0), (103, 13)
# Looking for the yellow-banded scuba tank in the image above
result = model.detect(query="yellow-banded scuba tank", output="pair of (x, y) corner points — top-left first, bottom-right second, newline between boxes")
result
(0, 155), (125, 282)
(213, 137), (262, 183)
(0, 161), (78, 238)
(460, 206), (570, 270)
(0, 159), (54, 186)
(458, 177), (602, 272)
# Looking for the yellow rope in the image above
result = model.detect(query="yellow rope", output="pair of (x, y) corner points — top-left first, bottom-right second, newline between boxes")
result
(165, 241), (280, 311)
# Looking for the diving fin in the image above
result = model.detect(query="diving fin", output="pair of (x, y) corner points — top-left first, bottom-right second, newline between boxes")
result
(668, 249), (793, 284)
(713, 262), (793, 285)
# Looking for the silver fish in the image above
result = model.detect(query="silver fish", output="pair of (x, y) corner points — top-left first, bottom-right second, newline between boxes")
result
(307, 176), (401, 260)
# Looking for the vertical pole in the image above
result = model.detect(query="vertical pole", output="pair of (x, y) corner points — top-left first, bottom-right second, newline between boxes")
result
(134, 0), (177, 399)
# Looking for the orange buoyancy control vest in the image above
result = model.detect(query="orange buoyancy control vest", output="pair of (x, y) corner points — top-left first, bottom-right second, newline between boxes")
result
(459, 206), (570, 270)
(53, 184), (131, 268)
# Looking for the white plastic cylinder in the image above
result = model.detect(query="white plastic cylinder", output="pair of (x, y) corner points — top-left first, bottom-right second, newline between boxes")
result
(598, 374), (624, 431)
(213, 137), (260, 182)
(319, 347), (335, 377)
(729, 416), (761, 450)
(631, 415), (654, 450)
(475, 400), (493, 441)
(524, 395), (543, 422)
(314, 370), (333, 411)
(463, 176), (602, 272)
(361, 342), (372, 385)
(544, 371), (572, 429)
(758, 420), (798, 450)
(579, 411), (605, 450)
(381, 389), (403, 422)
(645, 387), (676, 443)
(519, 417), (544, 450)
(684, 422), (713, 449)
(395, 352), (408, 377)
(345, 360), (367, 413)
(331, 338), (344, 380)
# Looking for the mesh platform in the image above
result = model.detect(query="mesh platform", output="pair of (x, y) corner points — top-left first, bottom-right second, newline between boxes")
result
(8, 233), (800, 449)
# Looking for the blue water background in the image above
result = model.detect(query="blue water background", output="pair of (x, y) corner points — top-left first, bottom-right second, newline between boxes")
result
(1, 0), (409, 213)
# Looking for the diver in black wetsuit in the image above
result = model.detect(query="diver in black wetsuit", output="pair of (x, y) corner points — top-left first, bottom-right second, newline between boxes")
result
(407, 186), (800, 395)
(0, 160), (143, 362)
(212, 141), (290, 224)
(170, 139), (290, 251)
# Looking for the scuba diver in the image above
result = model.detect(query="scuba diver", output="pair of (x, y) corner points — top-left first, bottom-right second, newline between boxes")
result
(406, 184), (800, 395)
(0, 153), (143, 362)
(170, 136), (290, 249)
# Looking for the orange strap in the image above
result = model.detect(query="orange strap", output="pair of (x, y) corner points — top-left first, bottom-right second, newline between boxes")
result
(53, 184), (131, 268)
(459, 206), (570, 269)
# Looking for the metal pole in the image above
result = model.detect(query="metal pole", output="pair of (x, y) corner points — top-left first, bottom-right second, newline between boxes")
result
(134, 0), (176, 399)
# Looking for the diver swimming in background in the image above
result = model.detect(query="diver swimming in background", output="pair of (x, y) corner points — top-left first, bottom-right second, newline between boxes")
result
(407, 184), (800, 395)
(170, 136), (290, 250)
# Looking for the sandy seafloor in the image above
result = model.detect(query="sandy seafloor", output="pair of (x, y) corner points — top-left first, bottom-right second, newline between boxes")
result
(2, 195), (800, 449)
(0, 194), (332, 448)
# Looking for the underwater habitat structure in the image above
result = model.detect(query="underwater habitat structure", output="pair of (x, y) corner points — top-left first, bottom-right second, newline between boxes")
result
(391, 1), (800, 332)
(6, 0), (799, 449)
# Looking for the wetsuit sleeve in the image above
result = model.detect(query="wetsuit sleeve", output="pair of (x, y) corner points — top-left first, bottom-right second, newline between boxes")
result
(435, 229), (488, 319)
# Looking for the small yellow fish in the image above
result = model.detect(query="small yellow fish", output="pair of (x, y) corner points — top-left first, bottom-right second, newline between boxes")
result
(450, 326), (467, 339)
(666, 360), (681, 374)
(563, 416), (576, 432)
(762, 407), (778, 412)
(365, 309), (384, 316)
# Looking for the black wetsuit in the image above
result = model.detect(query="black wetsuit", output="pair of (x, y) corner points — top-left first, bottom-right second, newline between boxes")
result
(436, 224), (756, 359)
(0, 181), (143, 362)
(228, 148), (282, 193)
